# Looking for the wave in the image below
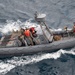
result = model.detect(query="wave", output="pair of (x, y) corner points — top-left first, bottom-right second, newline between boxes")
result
(0, 48), (75, 75)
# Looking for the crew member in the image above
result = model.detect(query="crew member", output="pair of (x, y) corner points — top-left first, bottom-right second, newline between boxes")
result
(17, 28), (26, 46)
(64, 26), (68, 32)
(29, 27), (40, 45)
(72, 22), (75, 36)
(72, 22), (75, 32)
(30, 27), (37, 37)
(24, 28), (33, 46)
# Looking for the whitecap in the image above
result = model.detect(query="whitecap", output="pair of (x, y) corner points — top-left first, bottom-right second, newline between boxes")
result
(0, 62), (15, 75)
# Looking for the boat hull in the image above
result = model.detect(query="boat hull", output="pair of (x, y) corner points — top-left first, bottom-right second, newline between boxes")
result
(0, 38), (75, 58)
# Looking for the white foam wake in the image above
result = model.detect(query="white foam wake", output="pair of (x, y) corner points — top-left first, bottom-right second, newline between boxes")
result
(0, 48), (75, 75)
(0, 62), (15, 75)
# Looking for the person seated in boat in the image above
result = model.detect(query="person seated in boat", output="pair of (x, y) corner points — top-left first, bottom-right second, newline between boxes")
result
(70, 22), (75, 36)
(20, 28), (25, 35)
(64, 26), (68, 32)
(63, 26), (70, 37)
(17, 28), (28, 46)
(18, 34), (28, 46)
(0, 34), (5, 45)
(29, 27), (40, 45)
(72, 22), (75, 32)
(29, 27), (37, 37)
(24, 28), (34, 46)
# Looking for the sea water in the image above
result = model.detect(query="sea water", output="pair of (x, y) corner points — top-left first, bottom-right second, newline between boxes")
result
(0, 0), (75, 75)
(0, 48), (75, 75)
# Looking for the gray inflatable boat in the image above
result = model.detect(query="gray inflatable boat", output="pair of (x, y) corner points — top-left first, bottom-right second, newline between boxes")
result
(0, 13), (75, 58)
(0, 34), (75, 58)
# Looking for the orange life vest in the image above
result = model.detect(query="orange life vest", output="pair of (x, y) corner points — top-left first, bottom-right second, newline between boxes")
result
(24, 30), (31, 37)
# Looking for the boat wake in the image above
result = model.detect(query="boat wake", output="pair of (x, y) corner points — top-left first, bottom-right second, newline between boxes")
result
(0, 48), (75, 75)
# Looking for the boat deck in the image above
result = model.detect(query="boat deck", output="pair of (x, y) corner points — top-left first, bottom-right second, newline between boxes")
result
(0, 32), (75, 48)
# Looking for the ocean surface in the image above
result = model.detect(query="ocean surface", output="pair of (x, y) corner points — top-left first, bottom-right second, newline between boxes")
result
(0, 0), (75, 75)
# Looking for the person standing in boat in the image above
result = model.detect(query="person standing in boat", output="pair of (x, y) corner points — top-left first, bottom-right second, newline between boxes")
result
(18, 28), (28, 46)
(64, 26), (68, 32)
(72, 22), (75, 36)
(24, 28), (34, 46)
(64, 26), (69, 37)
(29, 27), (40, 45)
(29, 27), (37, 37)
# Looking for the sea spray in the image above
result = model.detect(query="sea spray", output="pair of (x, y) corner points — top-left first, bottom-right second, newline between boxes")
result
(0, 19), (42, 34)
(0, 62), (15, 75)
(0, 19), (71, 35)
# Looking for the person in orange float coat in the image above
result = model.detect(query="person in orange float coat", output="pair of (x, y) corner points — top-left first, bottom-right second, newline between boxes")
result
(24, 28), (33, 46)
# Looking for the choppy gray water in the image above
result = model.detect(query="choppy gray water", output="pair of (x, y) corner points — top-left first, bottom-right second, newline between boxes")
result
(0, 0), (75, 75)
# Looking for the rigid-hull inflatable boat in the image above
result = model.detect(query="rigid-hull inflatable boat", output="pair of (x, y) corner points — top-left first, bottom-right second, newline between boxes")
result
(0, 13), (75, 58)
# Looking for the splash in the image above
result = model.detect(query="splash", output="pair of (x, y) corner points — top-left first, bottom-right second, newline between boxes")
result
(0, 20), (21, 34)
(0, 19), (40, 34)
(0, 19), (71, 35)
(0, 48), (75, 75)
